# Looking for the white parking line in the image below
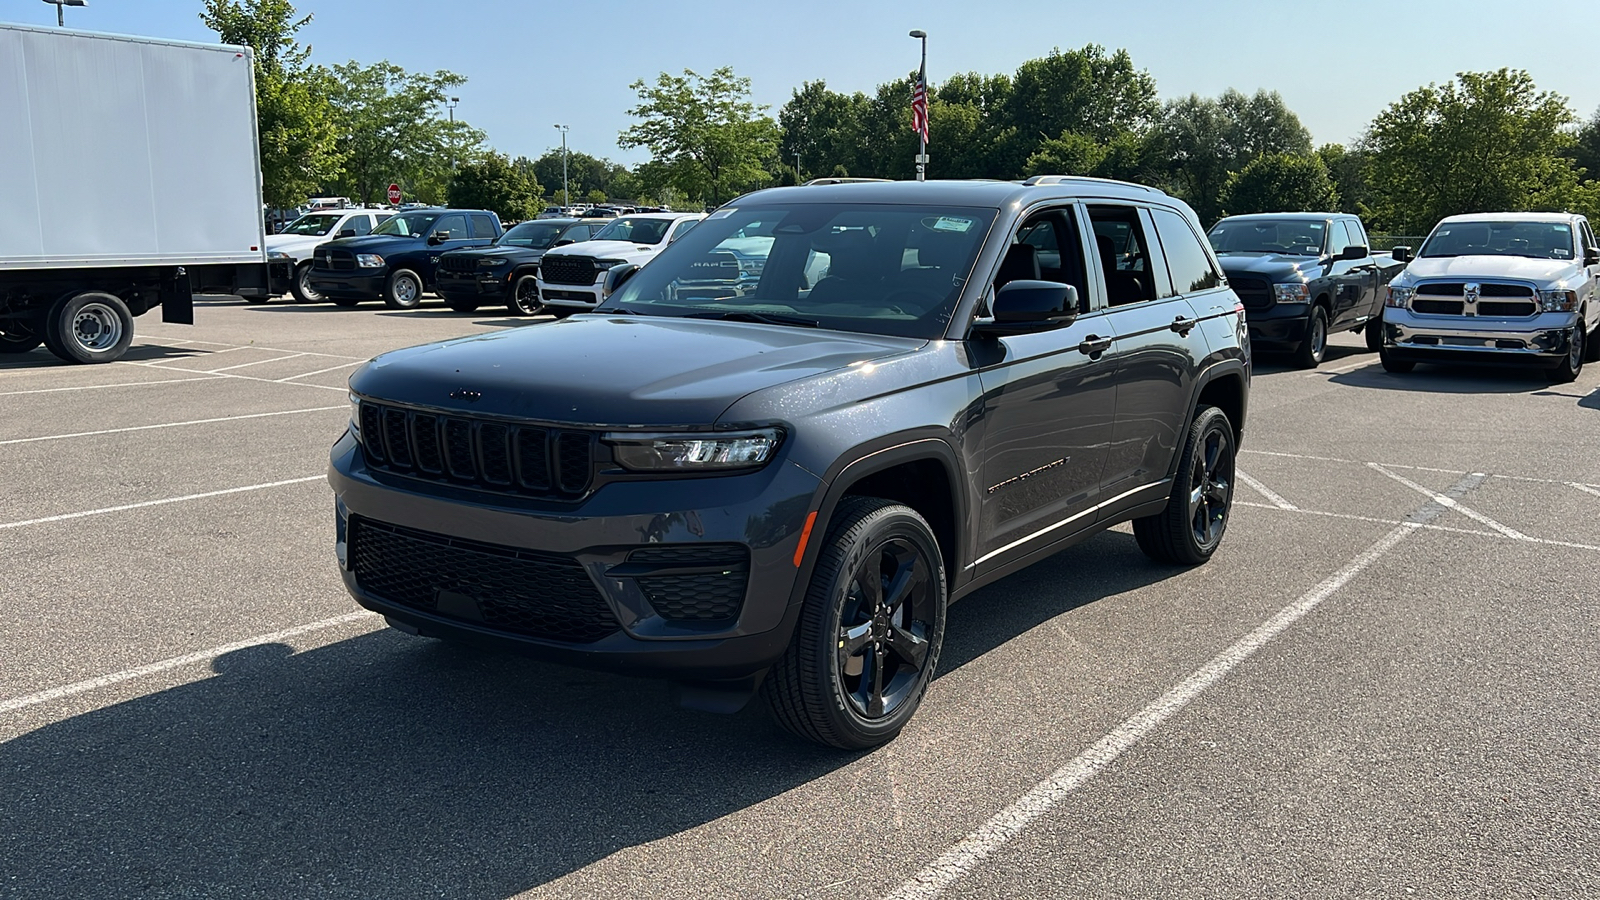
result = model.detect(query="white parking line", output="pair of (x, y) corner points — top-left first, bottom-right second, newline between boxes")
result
(1236, 501), (1600, 551)
(886, 472), (1484, 899)
(276, 360), (364, 382)
(204, 352), (308, 372)
(141, 335), (366, 360)
(0, 475), (322, 531)
(1242, 448), (1600, 491)
(0, 610), (380, 715)
(1236, 470), (1297, 510)
(0, 376), (222, 397)
(0, 406), (343, 447)
(110, 361), (347, 392)
(1304, 357), (1375, 376)
(1570, 482), (1600, 499)
(1367, 463), (1530, 540)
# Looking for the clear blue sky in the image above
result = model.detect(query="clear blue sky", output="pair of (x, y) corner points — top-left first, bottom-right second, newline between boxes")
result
(16, 0), (1594, 168)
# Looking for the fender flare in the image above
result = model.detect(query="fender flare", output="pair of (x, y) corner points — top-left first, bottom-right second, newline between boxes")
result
(1164, 358), (1249, 480)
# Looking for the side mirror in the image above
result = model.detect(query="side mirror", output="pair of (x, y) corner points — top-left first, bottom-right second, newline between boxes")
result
(973, 281), (1078, 337)
(428, 231), (450, 245)
(602, 263), (640, 298)
(1585, 248), (1600, 266)
(337, 228), (356, 238)
(553, 238), (575, 247)
(1339, 244), (1368, 261)
(1391, 246), (1412, 263)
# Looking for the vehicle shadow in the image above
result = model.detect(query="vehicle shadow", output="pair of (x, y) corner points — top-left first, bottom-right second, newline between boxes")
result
(0, 533), (1173, 897)
(1249, 344), (1370, 376)
(1329, 363), (1558, 394)
(0, 342), (209, 370)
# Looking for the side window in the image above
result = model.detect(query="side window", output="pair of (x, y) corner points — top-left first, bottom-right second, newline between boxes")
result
(998, 209), (1089, 311)
(432, 214), (467, 240)
(1579, 221), (1596, 256)
(1329, 220), (1354, 254)
(347, 215), (372, 236)
(1086, 205), (1157, 306)
(1151, 208), (1222, 294)
(1344, 218), (1368, 250)
(565, 225), (591, 241)
(670, 219), (699, 242)
(469, 214), (497, 238)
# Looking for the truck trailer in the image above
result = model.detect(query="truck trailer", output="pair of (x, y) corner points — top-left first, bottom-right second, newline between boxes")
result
(0, 22), (277, 364)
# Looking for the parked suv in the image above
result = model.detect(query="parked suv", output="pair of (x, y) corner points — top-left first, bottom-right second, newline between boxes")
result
(434, 218), (610, 315)
(308, 208), (502, 309)
(265, 208), (391, 303)
(330, 178), (1250, 748)
(1380, 212), (1600, 382)
(536, 212), (704, 316)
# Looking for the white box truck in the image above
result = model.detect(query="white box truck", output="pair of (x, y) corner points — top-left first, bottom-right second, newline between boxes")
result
(0, 22), (283, 364)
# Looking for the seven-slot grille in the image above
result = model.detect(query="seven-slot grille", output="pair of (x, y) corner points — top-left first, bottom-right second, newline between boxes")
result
(1228, 275), (1273, 310)
(438, 254), (480, 274)
(539, 255), (600, 285)
(1411, 281), (1537, 317)
(358, 400), (594, 497)
(349, 518), (619, 643)
(316, 247), (356, 270)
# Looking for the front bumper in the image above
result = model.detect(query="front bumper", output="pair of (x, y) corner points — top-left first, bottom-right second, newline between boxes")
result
(436, 271), (513, 301)
(1245, 303), (1310, 346)
(328, 431), (822, 679)
(309, 268), (387, 299)
(538, 280), (603, 309)
(1383, 308), (1578, 365)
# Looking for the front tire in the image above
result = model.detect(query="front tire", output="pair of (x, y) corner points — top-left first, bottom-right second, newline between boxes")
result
(763, 497), (947, 750)
(1379, 345), (1414, 373)
(41, 291), (134, 364)
(1293, 305), (1329, 369)
(290, 261), (323, 303)
(1134, 405), (1235, 565)
(1549, 326), (1584, 383)
(384, 269), (424, 310)
(1584, 318), (1600, 364)
(507, 274), (542, 316)
(1364, 313), (1383, 352)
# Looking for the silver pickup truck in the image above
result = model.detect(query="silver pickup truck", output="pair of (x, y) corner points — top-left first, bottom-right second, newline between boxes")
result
(1379, 212), (1600, 382)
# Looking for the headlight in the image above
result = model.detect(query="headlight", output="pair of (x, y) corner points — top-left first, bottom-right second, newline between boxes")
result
(267, 250), (291, 260)
(606, 428), (783, 472)
(478, 258), (508, 268)
(348, 393), (361, 437)
(1386, 285), (1415, 308)
(356, 254), (385, 268)
(1272, 283), (1310, 304)
(595, 258), (628, 269)
(1538, 289), (1578, 312)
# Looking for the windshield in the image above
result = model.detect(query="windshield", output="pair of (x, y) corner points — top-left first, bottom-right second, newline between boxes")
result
(371, 212), (439, 237)
(1420, 221), (1576, 260)
(498, 221), (566, 249)
(591, 217), (673, 244)
(279, 213), (342, 237)
(1208, 219), (1327, 256)
(601, 203), (998, 339)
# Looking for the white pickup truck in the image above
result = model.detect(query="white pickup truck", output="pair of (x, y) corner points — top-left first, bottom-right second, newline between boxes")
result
(1379, 212), (1600, 382)
(535, 212), (705, 316)
(264, 209), (391, 303)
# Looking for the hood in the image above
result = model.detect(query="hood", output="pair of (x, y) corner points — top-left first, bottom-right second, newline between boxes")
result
(326, 234), (419, 253)
(349, 315), (924, 427)
(1399, 255), (1581, 285)
(544, 240), (662, 262)
(441, 245), (543, 262)
(1216, 253), (1322, 280)
(264, 233), (325, 255)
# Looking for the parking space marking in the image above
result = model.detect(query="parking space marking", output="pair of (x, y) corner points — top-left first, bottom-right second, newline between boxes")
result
(143, 335), (366, 361)
(0, 406), (343, 447)
(1235, 501), (1499, 538)
(887, 472), (1485, 899)
(1367, 463), (1530, 540)
(1236, 470), (1297, 510)
(111, 361), (347, 392)
(1304, 357), (1376, 376)
(1570, 482), (1600, 499)
(0, 376), (223, 397)
(276, 360), (364, 382)
(0, 475), (322, 531)
(204, 352), (309, 372)
(1243, 448), (1600, 491)
(0, 611), (379, 716)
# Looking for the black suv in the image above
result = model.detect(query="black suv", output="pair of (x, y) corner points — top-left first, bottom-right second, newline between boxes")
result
(309, 208), (502, 309)
(434, 218), (610, 315)
(331, 178), (1250, 748)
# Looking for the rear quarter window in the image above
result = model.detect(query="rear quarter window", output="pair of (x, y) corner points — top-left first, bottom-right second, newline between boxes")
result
(470, 214), (497, 238)
(1152, 208), (1221, 293)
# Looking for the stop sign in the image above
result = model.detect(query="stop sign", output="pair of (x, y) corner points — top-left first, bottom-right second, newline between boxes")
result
(386, 183), (401, 205)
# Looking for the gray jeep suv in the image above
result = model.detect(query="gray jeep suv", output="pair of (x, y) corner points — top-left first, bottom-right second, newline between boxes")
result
(330, 177), (1251, 748)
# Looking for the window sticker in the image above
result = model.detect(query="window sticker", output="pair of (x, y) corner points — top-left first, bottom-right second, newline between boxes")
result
(1554, 224), (1571, 232)
(1553, 248), (1572, 258)
(928, 216), (975, 233)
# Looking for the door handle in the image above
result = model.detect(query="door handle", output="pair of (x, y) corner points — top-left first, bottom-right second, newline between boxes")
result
(1077, 335), (1112, 356)
(1170, 316), (1197, 335)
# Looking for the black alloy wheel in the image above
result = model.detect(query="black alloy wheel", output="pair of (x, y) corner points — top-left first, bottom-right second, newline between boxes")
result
(507, 274), (542, 316)
(764, 497), (947, 749)
(1294, 305), (1329, 369)
(1134, 405), (1236, 565)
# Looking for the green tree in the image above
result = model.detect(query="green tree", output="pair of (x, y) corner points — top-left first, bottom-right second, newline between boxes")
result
(778, 80), (872, 180)
(1024, 132), (1108, 177)
(1364, 69), (1586, 234)
(1316, 143), (1373, 216)
(1157, 89), (1313, 223)
(446, 151), (540, 221)
(200, 0), (342, 208)
(1224, 153), (1338, 216)
(1004, 46), (1158, 148)
(620, 67), (779, 205)
(326, 61), (480, 205)
(585, 188), (608, 204)
(1570, 105), (1600, 180)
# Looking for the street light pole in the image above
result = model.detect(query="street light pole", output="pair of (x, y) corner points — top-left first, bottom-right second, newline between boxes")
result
(553, 124), (570, 207)
(446, 96), (460, 170)
(910, 29), (928, 182)
(41, 0), (87, 27)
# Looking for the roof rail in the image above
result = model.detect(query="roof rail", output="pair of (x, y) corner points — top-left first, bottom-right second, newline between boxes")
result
(802, 177), (894, 186)
(1019, 174), (1159, 193)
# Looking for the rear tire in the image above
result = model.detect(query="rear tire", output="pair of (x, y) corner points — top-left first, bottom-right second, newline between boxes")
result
(506, 274), (542, 316)
(1292, 305), (1328, 369)
(762, 497), (946, 750)
(41, 291), (134, 364)
(290, 261), (323, 304)
(1133, 405), (1235, 566)
(384, 269), (424, 310)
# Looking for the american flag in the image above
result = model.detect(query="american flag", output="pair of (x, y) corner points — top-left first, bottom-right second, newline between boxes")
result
(910, 63), (929, 145)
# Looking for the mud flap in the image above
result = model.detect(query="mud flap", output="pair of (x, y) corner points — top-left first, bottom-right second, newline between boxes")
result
(162, 266), (194, 325)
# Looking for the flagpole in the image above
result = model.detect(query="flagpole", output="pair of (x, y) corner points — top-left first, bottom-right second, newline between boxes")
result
(910, 29), (928, 181)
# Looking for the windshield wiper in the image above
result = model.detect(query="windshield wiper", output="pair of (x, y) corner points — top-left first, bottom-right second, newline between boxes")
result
(685, 310), (819, 328)
(594, 306), (651, 316)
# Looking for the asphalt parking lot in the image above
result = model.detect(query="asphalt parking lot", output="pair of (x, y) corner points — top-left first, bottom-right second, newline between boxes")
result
(3, 296), (1598, 899)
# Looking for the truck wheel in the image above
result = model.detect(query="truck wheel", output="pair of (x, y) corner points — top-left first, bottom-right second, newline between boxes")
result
(443, 296), (480, 313)
(1364, 314), (1383, 352)
(762, 497), (947, 749)
(1548, 327), (1584, 383)
(1293, 305), (1329, 369)
(41, 291), (134, 364)
(384, 269), (424, 309)
(290, 262), (323, 303)
(1379, 345), (1414, 373)
(1133, 406), (1235, 566)
(1584, 319), (1600, 363)
(0, 320), (42, 354)
(507, 275), (542, 316)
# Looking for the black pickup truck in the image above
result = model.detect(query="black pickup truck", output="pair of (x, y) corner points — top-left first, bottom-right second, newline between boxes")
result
(1207, 213), (1407, 368)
